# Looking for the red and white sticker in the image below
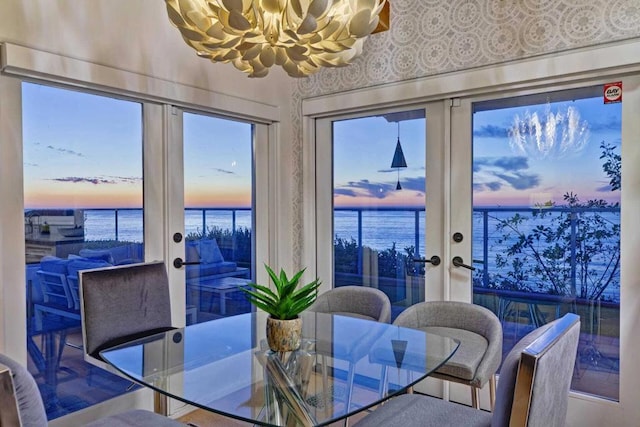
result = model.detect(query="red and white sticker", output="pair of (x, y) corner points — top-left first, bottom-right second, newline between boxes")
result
(604, 82), (622, 104)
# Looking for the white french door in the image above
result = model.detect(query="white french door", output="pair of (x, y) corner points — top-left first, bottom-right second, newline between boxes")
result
(313, 103), (446, 306)
(449, 75), (640, 425)
(165, 107), (272, 327)
(310, 76), (640, 426)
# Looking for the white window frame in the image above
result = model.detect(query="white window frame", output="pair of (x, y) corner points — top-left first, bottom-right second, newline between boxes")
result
(0, 42), (279, 424)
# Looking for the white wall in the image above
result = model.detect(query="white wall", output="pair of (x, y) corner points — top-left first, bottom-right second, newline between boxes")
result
(0, 0), (291, 104)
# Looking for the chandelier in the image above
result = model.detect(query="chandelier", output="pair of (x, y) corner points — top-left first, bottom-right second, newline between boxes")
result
(509, 102), (590, 159)
(165, 0), (387, 78)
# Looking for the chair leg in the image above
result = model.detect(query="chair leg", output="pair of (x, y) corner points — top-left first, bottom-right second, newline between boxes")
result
(154, 390), (168, 415)
(471, 386), (480, 409)
(489, 375), (497, 411)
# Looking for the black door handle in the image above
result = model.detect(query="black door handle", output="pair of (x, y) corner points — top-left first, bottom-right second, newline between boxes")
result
(452, 256), (475, 271)
(173, 257), (201, 269)
(413, 255), (441, 266)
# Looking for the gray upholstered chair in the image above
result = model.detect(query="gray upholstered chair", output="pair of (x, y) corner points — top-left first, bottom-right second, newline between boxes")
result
(309, 285), (392, 323)
(353, 313), (581, 427)
(307, 286), (391, 419)
(0, 353), (185, 426)
(79, 261), (175, 414)
(393, 301), (502, 409)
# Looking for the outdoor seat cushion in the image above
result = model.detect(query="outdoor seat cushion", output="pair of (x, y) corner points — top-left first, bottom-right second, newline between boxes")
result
(421, 326), (488, 381)
(185, 261), (238, 279)
(79, 248), (115, 264)
(39, 256), (70, 274)
(107, 244), (140, 265)
(67, 258), (112, 279)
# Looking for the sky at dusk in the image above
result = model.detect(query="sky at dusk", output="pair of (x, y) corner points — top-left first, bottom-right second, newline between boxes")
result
(22, 82), (621, 211)
(333, 92), (621, 208)
(22, 83), (253, 209)
(333, 111), (426, 208)
(472, 95), (621, 207)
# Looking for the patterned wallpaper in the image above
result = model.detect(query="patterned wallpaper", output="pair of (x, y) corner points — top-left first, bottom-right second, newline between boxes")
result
(289, 0), (640, 265)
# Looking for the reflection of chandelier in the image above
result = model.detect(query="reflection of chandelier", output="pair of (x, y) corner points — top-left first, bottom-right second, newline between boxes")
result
(509, 103), (590, 158)
(165, 0), (387, 78)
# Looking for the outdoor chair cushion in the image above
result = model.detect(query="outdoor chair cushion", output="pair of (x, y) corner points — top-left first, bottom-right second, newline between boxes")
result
(39, 256), (70, 275)
(198, 239), (224, 263)
(67, 258), (112, 279)
(184, 239), (240, 279)
(106, 244), (142, 265)
(185, 261), (239, 279)
(79, 248), (115, 264)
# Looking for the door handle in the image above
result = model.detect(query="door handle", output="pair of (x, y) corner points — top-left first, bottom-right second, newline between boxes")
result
(452, 256), (475, 271)
(413, 255), (441, 266)
(173, 257), (201, 269)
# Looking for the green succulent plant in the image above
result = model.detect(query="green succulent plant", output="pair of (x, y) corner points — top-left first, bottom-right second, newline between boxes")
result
(240, 265), (321, 320)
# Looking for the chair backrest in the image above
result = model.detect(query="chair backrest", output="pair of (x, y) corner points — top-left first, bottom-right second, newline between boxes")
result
(36, 270), (74, 309)
(394, 300), (500, 336)
(309, 286), (392, 323)
(394, 300), (503, 387)
(0, 354), (48, 427)
(491, 313), (580, 427)
(80, 261), (173, 365)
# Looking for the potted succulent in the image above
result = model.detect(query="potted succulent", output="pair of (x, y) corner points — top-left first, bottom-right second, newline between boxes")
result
(240, 265), (321, 352)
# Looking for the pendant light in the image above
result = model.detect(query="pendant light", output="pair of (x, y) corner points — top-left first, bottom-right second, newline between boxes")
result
(390, 122), (407, 190)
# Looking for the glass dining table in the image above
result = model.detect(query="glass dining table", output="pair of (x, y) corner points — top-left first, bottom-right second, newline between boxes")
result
(100, 311), (459, 427)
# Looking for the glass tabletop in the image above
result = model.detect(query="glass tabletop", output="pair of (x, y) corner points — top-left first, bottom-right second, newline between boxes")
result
(100, 311), (459, 427)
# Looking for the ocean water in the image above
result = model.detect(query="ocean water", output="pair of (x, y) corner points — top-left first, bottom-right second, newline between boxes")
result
(83, 209), (252, 242)
(82, 207), (620, 302)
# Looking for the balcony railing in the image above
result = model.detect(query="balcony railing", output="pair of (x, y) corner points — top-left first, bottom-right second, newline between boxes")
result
(78, 205), (620, 303)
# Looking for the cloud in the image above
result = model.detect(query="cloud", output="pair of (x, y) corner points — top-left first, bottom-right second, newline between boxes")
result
(589, 117), (621, 132)
(474, 155), (540, 191)
(400, 176), (426, 192)
(334, 188), (358, 197)
(474, 156), (529, 172)
(107, 175), (142, 184)
(47, 145), (83, 157)
(473, 181), (503, 192)
(494, 172), (539, 190)
(336, 179), (395, 199)
(336, 175), (426, 199)
(214, 168), (235, 175)
(51, 177), (116, 185)
(473, 125), (509, 138)
(49, 175), (141, 185)
(486, 181), (502, 191)
(493, 157), (528, 171)
(380, 166), (426, 174)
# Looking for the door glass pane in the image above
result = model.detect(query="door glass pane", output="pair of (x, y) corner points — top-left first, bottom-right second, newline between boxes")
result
(472, 86), (621, 401)
(333, 110), (426, 321)
(183, 112), (254, 324)
(23, 83), (144, 419)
